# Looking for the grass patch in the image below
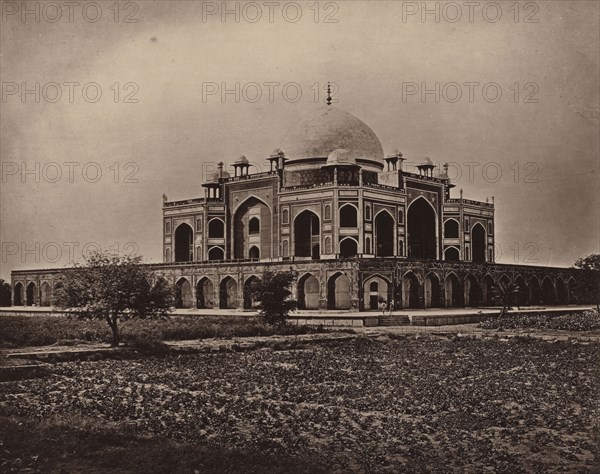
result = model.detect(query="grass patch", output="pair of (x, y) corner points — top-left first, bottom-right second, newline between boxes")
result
(0, 315), (334, 349)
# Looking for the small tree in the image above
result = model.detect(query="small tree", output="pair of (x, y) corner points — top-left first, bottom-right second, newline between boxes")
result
(573, 254), (600, 311)
(493, 281), (519, 318)
(251, 271), (297, 326)
(53, 252), (174, 346)
(0, 280), (12, 307)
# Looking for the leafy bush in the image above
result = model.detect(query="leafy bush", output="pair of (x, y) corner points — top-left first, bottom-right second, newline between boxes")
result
(479, 309), (600, 331)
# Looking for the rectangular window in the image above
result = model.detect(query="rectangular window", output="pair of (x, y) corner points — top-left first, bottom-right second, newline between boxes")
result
(488, 221), (493, 235)
(464, 217), (470, 232)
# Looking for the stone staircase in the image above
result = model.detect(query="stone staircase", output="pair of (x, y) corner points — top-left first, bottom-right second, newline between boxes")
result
(377, 314), (411, 326)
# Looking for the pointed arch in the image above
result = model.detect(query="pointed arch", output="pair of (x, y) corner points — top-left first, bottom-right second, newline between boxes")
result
(219, 276), (238, 309)
(208, 218), (225, 238)
(374, 210), (395, 257)
(424, 272), (442, 308)
(363, 274), (391, 310)
(327, 272), (351, 310)
(298, 273), (320, 310)
(444, 219), (459, 238)
(529, 276), (542, 305)
(402, 271), (420, 309)
(233, 196), (272, 259)
(196, 277), (214, 309)
(444, 273), (461, 307)
(556, 277), (568, 305)
(471, 223), (486, 263)
(248, 246), (260, 260)
(482, 274), (495, 305)
(339, 203), (358, 228)
(174, 223), (194, 262)
(13, 282), (23, 306)
(243, 275), (261, 310)
(444, 246), (460, 261)
(407, 197), (437, 259)
(294, 210), (320, 259)
(542, 277), (556, 305)
(514, 275), (528, 306)
(40, 281), (51, 306)
(464, 274), (482, 307)
(26, 282), (36, 306)
(339, 237), (358, 258)
(208, 246), (224, 261)
(175, 277), (193, 309)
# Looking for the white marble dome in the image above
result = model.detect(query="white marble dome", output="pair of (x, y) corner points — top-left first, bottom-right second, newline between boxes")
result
(280, 106), (384, 171)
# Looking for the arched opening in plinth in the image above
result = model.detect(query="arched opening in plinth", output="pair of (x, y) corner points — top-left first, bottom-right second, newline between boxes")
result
(424, 273), (441, 308)
(40, 281), (51, 306)
(556, 278), (567, 305)
(482, 275), (494, 305)
(243, 276), (261, 310)
(298, 273), (320, 310)
(542, 277), (556, 306)
(471, 224), (486, 263)
(327, 273), (351, 310)
(375, 211), (394, 257)
(13, 282), (23, 306)
(364, 276), (390, 310)
(196, 277), (214, 309)
(464, 274), (482, 307)
(529, 277), (542, 305)
(402, 272), (420, 309)
(294, 210), (320, 259)
(407, 197), (437, 259)
(174, 223), (194, 262)
(514, 275), (528, 306)
(219, 276), (238, 309)
(444, 273), (460, 307)
(175, 278), (193, 309)
(26, 282), (36, 306)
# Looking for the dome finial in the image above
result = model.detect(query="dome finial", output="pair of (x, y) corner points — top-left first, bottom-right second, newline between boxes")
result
(326, 82), (332, 106)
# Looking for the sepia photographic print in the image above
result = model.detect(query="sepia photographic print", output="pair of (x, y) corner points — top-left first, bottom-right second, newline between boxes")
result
(1, 1), (599, 472)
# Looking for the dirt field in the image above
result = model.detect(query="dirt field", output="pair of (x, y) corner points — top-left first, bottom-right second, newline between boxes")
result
(1, 336), (598, 473)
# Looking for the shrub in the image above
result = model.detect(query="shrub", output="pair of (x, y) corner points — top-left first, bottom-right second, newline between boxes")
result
(479, 309), (600, 331)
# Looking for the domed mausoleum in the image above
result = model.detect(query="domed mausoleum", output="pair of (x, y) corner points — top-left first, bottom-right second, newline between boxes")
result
(12, 92), (586, 314)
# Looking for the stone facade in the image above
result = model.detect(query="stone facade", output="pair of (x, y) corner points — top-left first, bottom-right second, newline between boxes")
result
(9, 104), (594, 309)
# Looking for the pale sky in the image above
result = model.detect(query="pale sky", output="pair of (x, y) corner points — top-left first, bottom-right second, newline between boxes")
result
(1, 0), (599, 280)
